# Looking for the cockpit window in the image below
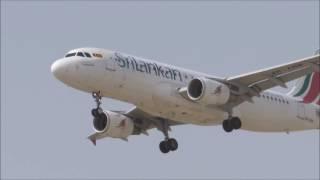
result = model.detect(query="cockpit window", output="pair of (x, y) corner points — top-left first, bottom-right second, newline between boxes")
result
(65, 51), (95, 58)
(65, 53), (76, 57)
(84, 52), (91, 57)
(77, 52), (84, 57)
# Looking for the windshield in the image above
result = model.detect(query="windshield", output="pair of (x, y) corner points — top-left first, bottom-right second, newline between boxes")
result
(65, 51), (92, 58)
(65, 53), (76, 57)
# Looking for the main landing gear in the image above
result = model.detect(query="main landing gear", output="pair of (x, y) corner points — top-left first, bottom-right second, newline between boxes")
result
(158, 119), (178, 154)
(222, 116), (242, 132)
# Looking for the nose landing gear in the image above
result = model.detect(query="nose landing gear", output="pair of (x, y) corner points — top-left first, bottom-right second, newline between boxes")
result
(91, 91), (103, 118)
(91, 91), (108, 132)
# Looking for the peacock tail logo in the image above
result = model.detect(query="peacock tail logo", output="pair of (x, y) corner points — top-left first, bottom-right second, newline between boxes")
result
(289, 72), (320, 105)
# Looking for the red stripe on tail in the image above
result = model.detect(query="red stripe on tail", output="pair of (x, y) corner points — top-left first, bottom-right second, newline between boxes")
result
(303, 72), (320, 103)
(317, 99), (320, 105)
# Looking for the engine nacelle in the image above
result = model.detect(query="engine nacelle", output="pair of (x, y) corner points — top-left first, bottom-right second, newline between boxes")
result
(187, 78), (230, 105)
(93, 110), (135, 139)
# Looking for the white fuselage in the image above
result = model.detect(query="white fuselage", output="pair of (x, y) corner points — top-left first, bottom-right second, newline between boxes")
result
(51, 49), (320, 133)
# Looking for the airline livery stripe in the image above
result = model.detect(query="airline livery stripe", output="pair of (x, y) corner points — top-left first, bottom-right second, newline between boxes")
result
(294, 74), (312, 97)
(303, 73), (320, 103)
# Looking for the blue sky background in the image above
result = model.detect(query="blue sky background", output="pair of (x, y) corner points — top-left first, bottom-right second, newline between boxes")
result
(1, 1), (319, 179)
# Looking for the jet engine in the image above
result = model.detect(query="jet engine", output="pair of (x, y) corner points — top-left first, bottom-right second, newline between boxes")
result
(187, 78), (230, 105)
(93, 110), (135, 139)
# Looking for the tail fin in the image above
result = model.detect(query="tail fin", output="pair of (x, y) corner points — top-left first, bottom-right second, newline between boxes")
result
(288, 50), (320, 105)
(288, 72), (320, 105)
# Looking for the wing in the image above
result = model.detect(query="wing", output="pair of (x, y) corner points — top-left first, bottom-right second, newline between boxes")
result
(216, 54), (320, 106)
(88, 107), (184, 145)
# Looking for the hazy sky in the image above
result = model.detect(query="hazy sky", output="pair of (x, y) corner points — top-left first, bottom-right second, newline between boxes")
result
(1, 1), (319, 179)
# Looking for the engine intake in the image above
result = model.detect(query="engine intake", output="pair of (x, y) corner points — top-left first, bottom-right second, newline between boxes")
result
(187, 78), (230, 105)
(93, 114), (108, 132)
(188, 78), (204, 100)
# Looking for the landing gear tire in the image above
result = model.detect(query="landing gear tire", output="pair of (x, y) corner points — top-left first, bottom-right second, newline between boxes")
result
(91, 108), (99, 117)
(159, 138), (178, 153)
(91, 108), (103, 118)
(223, 120), (233, 132)
(159, 141), (170, 154)
(168, 138), (178, 151)
(231, 117), (242, 130)
(223, 117), (242, 132)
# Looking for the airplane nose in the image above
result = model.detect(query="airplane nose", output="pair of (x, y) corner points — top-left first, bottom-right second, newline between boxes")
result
(51, 58), (94, 93)
(51, 59), (66, 80)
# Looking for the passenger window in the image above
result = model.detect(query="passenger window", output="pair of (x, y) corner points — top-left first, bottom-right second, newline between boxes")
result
(84, 52), (91, 57)
(65, 53), (76, 57)
(77, 52), (84, 57)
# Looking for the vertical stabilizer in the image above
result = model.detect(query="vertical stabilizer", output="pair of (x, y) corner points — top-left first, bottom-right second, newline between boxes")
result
(288, 50), (320, 105)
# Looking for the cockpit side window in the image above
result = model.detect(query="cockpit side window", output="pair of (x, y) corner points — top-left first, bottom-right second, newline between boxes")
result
(65, 53), (76, 57)
(84, 52), (91, 58)
(77, 52), (84, 57)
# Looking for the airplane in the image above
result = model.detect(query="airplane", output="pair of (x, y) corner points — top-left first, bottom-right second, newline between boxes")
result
(51, 48), (320, 153)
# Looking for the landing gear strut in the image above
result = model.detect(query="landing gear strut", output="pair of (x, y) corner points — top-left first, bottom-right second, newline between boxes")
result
(158, 119), (178, 153)
(222, 111), (242, 132)
(91, 91), (103, 118)
(91, 91), (108, 131)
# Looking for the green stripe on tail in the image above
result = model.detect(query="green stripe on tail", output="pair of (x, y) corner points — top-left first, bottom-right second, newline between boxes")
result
(294, 74), (312, 97)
